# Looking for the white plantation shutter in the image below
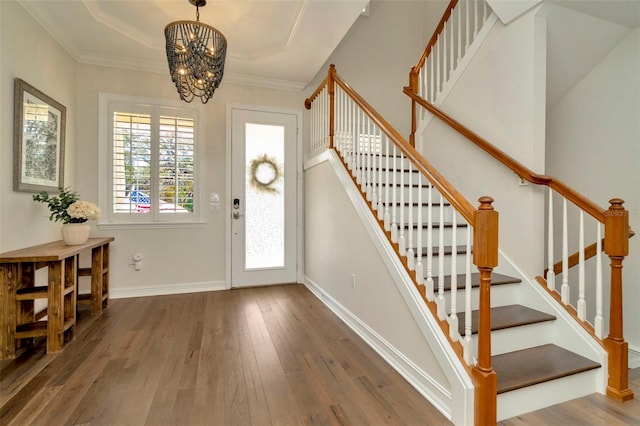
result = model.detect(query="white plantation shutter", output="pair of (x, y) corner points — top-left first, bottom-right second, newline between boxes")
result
(100, 94), (201, 225)
(113, 112), (152, 214)
(158, 115), (195, 213)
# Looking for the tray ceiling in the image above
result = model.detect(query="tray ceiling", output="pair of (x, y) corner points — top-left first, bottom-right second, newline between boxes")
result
(18, 0), (369, 91)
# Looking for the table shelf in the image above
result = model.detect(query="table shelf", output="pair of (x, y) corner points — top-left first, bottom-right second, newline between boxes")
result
(16, 286), (48, 300)
(15, 321), (47, 338)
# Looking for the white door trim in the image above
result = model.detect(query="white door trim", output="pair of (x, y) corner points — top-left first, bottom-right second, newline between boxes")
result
(225, 103), (304, 289)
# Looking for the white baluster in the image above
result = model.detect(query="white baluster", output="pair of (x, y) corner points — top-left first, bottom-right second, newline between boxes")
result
(415, 173), (424, 286)
(376, 128), (383, 218)
(449, 212), (459, 340)
(426, 183), (434, 301)
(437, 193), (446, 320)
(474, 0), (479, 37)
(356, 109), (362, 184)
(577, 211), (586, 320)
(449, 15), (454, 76)
(465, 0), (471, 51)
(350, 100), (356, 171)
(365, 116), (372, 200)
(370, 121), (377, 204)
(384, 135), (391, 231)
(407, 164), (415, 270)
(398, 154), (407, 255)
(595, 223), (604, 338)
(547, 188), (556, 291)
(457, 3), (463, 64)
(430, 50), (436, 103)
(561, 198), (570, 304)
(390, 145), (398, 243)
(435, 37), (440, 99)
(463, 225), (473, 364)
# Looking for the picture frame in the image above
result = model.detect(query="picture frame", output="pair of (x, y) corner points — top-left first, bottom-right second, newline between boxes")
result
(13, 78), (66, 193)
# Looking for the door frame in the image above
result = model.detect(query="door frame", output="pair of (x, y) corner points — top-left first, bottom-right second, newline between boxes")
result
(225, 103), (304, 289)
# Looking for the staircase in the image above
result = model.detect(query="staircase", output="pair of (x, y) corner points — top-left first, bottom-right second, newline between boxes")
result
(303, 1), (634, 424)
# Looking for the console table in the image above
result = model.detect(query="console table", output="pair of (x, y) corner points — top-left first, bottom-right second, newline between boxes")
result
(0, 237), (114, 359)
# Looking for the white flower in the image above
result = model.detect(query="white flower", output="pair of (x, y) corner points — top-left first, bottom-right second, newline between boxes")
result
(67, 200), (101, 222)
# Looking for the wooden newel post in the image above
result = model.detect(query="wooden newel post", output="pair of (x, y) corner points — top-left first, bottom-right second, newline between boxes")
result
(409, 66), (419, 148)
(328, 64), (336, 150)
(603, 198), (634, 401)
(472, 196), (498, 425)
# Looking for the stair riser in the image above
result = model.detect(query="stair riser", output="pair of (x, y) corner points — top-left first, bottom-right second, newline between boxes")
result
(373, 204), (458, 224)
(437, 283), (522, 311)
(393, 225), (469, 247)
(466, 321), (555, 356)
(411, 254), (470, 279)
(362, 185), (440, 201)
(358, 170), (423, 185)
(496, 369), (601, 421)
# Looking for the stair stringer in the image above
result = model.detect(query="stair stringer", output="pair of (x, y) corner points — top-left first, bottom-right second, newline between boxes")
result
(303, 150), (474, 426)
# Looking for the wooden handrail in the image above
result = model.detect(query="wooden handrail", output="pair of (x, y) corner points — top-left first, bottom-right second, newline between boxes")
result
(329, 68), (477, 224)
(304, 74), (330, 110)
(404, 88), (607, 223)
(411, 0), (459, 78)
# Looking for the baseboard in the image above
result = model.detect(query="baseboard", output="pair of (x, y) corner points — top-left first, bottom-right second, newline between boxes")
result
(110, 280), (227, 299)
(629, 345), (640, 369)
(303, 276), (453, 418)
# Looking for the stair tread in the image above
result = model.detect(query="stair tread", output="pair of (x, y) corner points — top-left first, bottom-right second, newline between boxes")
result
(432, 272), (521, 290)
(456, 304), (556, 335)
(492, 344), (600, 394)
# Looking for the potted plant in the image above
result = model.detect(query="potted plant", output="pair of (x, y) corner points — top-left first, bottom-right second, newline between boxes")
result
(33, 188), (100, 245)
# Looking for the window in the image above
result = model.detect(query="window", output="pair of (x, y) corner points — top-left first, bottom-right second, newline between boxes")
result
(99, 94), (203, 226)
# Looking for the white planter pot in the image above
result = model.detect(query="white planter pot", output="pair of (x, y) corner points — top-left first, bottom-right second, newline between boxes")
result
(61, 223), (90, 245)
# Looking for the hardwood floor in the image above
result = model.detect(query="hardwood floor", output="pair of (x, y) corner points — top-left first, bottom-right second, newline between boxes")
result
(1, 284), (638, 425)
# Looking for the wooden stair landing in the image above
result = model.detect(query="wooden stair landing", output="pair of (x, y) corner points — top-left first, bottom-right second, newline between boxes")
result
(493, 344), (601, 394)
(456, 304), (556, 335)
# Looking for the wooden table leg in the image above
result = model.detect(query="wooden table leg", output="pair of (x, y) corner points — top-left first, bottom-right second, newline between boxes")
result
(47, 260), (64, 353)
(16, 263), (35, 350)
(0, 264), (18, 359)
(91, 246), (104, 315)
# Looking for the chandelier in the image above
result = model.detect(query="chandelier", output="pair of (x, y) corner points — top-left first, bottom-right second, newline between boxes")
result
(164, 0), (227, 104)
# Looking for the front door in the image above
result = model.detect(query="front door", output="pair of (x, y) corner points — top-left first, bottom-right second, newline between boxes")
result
(230, 107), (298, 287)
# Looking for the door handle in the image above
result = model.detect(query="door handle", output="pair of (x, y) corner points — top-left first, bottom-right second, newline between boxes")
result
(233, 211), (241, 220)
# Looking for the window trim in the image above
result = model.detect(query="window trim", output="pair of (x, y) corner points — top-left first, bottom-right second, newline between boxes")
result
(98, 93), (205, 228)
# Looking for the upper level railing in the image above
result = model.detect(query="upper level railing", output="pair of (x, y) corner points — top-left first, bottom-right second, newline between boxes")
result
(404, 86), (634, 404)
(306, 65), (500, 424)
(409, 0), (494, 146)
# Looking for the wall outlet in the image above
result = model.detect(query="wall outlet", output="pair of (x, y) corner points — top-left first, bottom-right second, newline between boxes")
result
(351, 273), (357, 289)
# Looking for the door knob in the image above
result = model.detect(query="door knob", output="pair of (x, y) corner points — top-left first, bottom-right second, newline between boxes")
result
(233, 211), (240, 220)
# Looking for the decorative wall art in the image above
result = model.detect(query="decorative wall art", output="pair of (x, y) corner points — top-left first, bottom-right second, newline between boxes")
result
(13, 78), (66, 193)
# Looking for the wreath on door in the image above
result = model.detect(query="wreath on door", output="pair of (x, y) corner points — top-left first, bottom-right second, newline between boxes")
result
(249, 154), (283, 194)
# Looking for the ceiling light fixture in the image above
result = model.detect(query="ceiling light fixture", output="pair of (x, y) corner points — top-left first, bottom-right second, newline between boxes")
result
(164, 0), (227, 104)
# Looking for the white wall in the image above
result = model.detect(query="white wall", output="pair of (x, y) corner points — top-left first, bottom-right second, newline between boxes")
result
(546, 28), (640, 354)
(419, 7), (547, 278)
(305, 0), (449, 139)
(75, 64), (304, 296)
(304, 156), (463, 422)
(0, 0), (306, 293)
(0, 1), (78, 252)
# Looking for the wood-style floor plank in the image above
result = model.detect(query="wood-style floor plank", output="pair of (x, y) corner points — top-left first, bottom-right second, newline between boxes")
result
(1, 284), (638, 425)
